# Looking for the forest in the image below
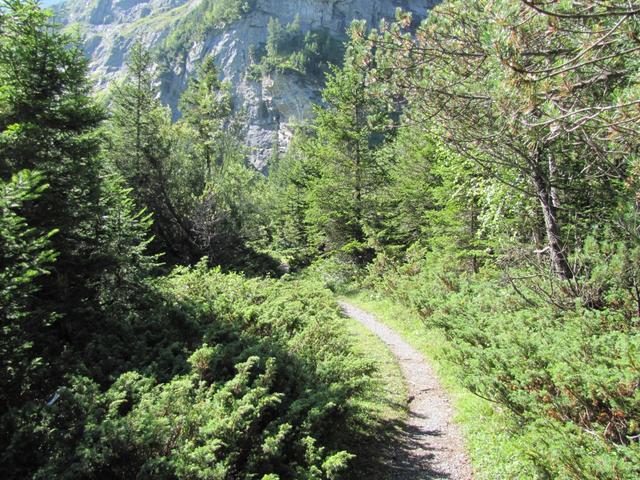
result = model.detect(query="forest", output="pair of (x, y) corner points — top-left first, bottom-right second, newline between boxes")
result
(1, 0), (639, 478)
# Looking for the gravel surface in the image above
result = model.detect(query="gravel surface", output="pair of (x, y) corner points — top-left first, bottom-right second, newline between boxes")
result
(340, 301), (474, 480)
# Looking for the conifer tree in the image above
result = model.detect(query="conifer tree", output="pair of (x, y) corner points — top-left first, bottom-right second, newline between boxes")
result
(0, 0), (105, 347)
(0, 3), (158, 475)
(179, 56), (233, 173)
(267, 133), (319, 267)
(0, 170), (57, 410)
(359, 1), (640, 280)
(177, 55), (267, 268)
(305, 39), (391, 263)
(108, 41), (196, 261)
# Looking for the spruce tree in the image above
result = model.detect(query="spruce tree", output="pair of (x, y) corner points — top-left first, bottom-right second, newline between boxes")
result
(179, 55), (233, 177)
(108, 41), (196, 261)
(0, 0), (105, 356)
(178, 55), (266, 268)
(0, 5), (160, 475)
(0, 170), (57, 410)
(305, 41), (391, 263)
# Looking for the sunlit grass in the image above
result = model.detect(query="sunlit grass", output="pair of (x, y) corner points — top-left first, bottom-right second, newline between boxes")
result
(342, 310), (408, 480)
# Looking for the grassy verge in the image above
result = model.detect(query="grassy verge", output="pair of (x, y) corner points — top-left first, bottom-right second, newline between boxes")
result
(342, 312), (408, 480)
(342, 291), (539, 480)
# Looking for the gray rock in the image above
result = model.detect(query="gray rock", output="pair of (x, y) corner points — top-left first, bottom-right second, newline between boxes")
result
(55, 0), (437, 169)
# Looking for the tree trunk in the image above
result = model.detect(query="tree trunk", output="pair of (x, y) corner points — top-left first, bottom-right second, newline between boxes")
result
(469, 201), (479, 274)
(353, 141), (365, 245)
(531, 160), (573, 280)
(548, 153), (561, 209)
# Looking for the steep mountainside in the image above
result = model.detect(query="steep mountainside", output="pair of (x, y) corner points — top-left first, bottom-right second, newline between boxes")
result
(55, 0), (435, 169)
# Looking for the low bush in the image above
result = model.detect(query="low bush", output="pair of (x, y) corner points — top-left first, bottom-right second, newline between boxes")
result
(304, 256), (365, 294)
(2, 263), (374, 480)
(365, 244), (640, 479)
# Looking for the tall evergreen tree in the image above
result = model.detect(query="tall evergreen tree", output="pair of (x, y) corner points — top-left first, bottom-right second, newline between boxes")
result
(177, 56), (268, 269)
(0, 0), (105, 358)
(0, 3), (158, 476)
(107, 41), (196, 261)
(267, 132), (319, 268)
(305, 38), (391, 263)
(179, 55), (233, 173)
(0, 170), (57, 410)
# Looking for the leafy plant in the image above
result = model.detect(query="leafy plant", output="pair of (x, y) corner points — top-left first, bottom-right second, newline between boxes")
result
(249, 16), (344, 78)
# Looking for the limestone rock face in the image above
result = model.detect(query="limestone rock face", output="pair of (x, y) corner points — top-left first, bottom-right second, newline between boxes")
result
(56, 0), (436, 170)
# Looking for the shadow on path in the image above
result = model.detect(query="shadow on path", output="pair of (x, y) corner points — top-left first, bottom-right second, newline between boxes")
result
(340, 301), (473, 480)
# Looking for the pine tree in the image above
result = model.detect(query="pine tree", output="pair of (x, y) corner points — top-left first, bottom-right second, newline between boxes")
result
(360, 1), (639, 280)
(267, 133), (319, 267)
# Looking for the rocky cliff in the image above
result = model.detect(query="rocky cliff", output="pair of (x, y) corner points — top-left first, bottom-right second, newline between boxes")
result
(55, 0), (435, 169)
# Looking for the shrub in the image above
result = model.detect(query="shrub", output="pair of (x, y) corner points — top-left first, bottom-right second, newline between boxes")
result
(7, 263), (373, 479)
(366, 245), (640, 479)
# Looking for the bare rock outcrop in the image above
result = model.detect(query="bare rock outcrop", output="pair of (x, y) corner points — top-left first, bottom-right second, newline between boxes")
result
(56, 0), (435, 169)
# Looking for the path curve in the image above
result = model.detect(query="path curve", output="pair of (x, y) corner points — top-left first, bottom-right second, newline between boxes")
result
(339, 301), (473, 480)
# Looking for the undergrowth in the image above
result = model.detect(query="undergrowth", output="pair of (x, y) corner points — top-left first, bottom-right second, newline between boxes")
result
(2, 262), (391, 480)
(345, 241), (640, 480)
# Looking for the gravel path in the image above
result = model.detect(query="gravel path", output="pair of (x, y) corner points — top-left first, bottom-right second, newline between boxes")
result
(339, 301), (474, 480)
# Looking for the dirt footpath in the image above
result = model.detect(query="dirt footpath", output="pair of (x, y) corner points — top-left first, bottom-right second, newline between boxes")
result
(339, 301), (473, 480)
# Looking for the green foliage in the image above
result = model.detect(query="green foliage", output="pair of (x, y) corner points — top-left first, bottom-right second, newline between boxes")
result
(261, 3), (640, 476)
(363, 238), (640, 479)
(17, 265), (373, 479)
(108, 45), (277, 272)
(175, 55), (276, 271)
(0, 0), (106, 320)
(159, 0), (254, 61)
(268, 45), (393, 266)
(0, 170), (57, 409)
(437, 281), (640, 479)
(106, 41), (186, 260)
(0, 3), (168, 477)
(265, 132), (320, 268)
(372, 125), (494, 274)
(356, 0), (639, 280)
(0, 0), (159, 402)
(250, 16), (344, 79)
(372, 127), (440, 251)
(93, 171), (162, 316)
(179, 56), (233, 171)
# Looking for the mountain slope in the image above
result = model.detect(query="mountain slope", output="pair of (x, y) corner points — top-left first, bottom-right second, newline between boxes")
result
(56, 0), (435, 169)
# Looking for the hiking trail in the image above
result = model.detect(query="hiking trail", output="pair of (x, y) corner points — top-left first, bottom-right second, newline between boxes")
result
(339, 301), (473, 480)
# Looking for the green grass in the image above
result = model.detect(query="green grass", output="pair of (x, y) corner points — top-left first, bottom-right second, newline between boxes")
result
(342, 291), (539, 480)
(345, 313), (407, 426)
(119, 2), (193, 37)
(341, 311), (408, 480)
